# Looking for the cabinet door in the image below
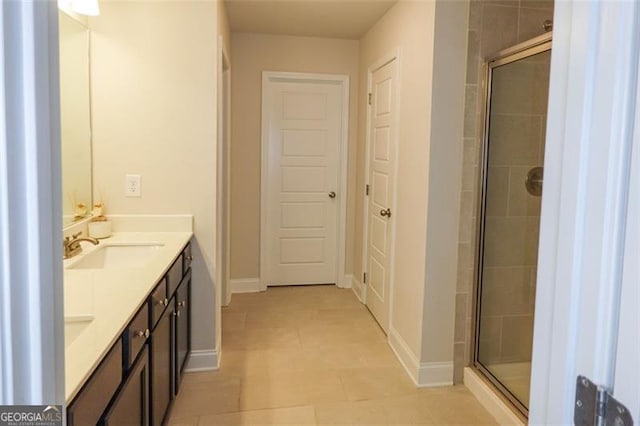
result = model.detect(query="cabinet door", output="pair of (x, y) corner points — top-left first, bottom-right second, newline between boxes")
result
(150, 302), (173, 426)
(174, 271), (191, 393)
(102, 347), (150, 426)
(67, 340), (123, 426)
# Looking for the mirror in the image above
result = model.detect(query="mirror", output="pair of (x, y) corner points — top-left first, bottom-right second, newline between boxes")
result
(59, 11), (92, 226)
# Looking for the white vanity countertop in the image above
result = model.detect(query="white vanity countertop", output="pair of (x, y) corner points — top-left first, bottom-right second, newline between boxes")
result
(63, 231), (192, 403)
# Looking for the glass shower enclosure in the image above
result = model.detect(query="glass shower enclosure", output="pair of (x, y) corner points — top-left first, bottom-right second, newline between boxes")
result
(474, 34), (552, 416)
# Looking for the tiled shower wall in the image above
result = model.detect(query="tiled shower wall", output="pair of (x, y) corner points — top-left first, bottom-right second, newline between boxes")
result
(453, 0), (554, 383)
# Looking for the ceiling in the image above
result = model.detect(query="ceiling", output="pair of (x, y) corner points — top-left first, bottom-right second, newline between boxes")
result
(224, 0), (398, 40)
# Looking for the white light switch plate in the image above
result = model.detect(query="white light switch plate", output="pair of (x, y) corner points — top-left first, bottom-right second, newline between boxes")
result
(125, 174), (141, 197)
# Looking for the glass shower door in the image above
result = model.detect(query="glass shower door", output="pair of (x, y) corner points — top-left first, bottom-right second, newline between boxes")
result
(475, 44), (552, 414)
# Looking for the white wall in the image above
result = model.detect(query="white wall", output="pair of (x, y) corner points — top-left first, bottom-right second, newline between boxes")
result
(420, 0), (468, 366)
(89, 0), (229, 368)
(356, 0), (467, 384)
(357, 0), (434, 364)
(229, 33), (359, 280)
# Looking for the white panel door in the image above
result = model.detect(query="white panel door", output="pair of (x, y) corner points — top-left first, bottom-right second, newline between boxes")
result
(365, 58), (397, 333)
(263, 77), (343, 286)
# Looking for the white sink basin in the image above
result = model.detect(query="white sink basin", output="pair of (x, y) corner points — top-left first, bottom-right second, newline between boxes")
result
(68, 243), (164, 269)
(64, 315), (94, 348)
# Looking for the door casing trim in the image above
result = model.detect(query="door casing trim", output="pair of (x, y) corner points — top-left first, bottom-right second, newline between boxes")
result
(217, 35), (231, 312)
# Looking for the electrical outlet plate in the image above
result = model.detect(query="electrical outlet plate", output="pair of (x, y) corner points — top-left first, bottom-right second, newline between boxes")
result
(125, 174), (141, 197)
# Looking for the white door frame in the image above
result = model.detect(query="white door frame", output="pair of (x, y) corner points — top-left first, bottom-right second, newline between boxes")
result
(259, 71), (350, 291)
(216, 36), (230, 352)
(614, 90), (640, 421)
(529, 0), (640, 423)
(360, 50), (400, 316)
(0, 1), (65, 405)
(217, 36), (231, 307)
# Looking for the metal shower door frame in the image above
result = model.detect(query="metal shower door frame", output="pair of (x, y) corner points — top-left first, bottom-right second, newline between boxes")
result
(471, 32), (553, 418)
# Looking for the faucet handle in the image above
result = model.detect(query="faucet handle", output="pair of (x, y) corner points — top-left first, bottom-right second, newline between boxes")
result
(64, 232), (82, 246)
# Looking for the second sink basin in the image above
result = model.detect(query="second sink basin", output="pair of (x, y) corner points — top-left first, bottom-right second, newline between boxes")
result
(65, 315), (94, 348)
(68, 242), (164, 269)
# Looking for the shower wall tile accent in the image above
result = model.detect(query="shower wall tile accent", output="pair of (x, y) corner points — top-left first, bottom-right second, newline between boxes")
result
(453, 0), (553, 384)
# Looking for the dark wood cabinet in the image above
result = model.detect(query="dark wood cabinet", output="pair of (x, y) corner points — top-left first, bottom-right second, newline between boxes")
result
(182, 244), (192, 271)
(68, 241), (193, 426)
(67, 341), (123, 426)
(149, 277), (168, 329)
(166, 256), (183, 298)
(150, 300), (173, 426)
(124, 303), (149, 370)
(174, 270), (191, 394)
(102, 347), (150, 426)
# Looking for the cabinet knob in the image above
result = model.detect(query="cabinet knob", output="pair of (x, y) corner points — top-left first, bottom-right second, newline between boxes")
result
(178, 300), (186, 308)
(187, 254), (194, 261)
(135, 329), (150, 338)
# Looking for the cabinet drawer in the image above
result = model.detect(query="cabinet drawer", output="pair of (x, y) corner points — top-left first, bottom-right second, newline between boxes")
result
(68, 340), (123, 426)
(182, 243), (192, 272)
(124, 302), (149, 369)
(166, 257), (183, 298)
(149, 278), (167, 329)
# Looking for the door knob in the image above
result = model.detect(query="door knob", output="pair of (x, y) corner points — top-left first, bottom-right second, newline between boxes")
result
(328, 191), (336, 199)
(380, 208), (391, 218)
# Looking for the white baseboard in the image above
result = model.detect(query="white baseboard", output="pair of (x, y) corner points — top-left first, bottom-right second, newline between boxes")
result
(418, 361), (454, 387)
(232, 277), (352, 292)
(464, 367), (524, 425)
(338, 274), (353, 289)
(184, 349), (219, 372)
(388, 327), (421, 385)
(351, 276), (365, 302)
(388, 327), (453, 387)
(230, 278), (261, 294)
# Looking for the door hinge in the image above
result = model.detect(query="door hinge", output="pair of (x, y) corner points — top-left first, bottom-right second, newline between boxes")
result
(368, 93), (372, 105)
(365, 184), (370, 196)
(363, 272), (367, 284)
(575, 375), (634, 426)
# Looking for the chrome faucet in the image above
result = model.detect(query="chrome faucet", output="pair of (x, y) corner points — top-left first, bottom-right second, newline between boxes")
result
(63, 232), (99, 259)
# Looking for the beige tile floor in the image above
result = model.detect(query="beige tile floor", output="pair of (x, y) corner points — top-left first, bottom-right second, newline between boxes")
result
(169, 285), (497, 425)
